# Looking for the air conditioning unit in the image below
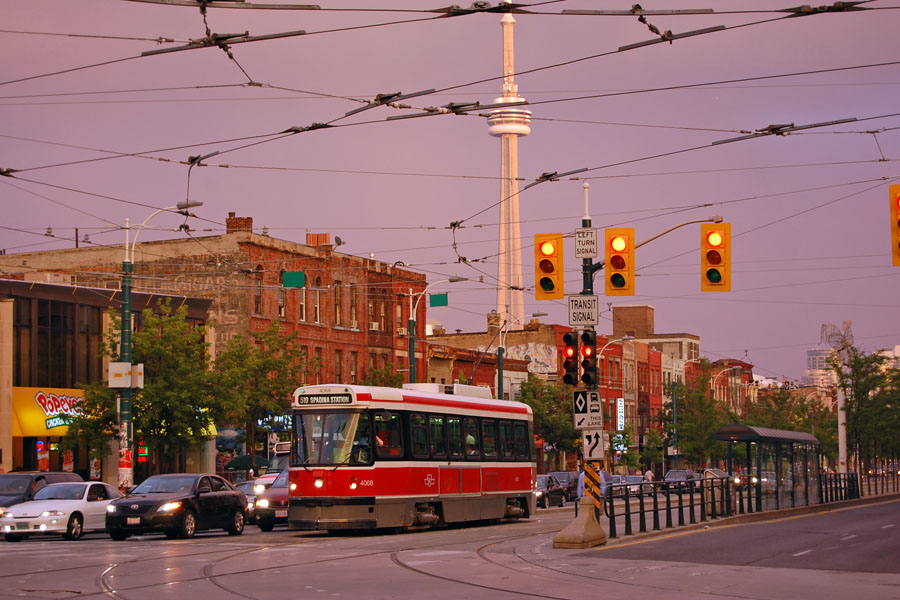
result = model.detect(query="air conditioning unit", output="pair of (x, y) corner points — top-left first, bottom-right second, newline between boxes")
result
(349, 320), (359, 329)
(368, 322), (380, 331)
(397, 327), (407, 336)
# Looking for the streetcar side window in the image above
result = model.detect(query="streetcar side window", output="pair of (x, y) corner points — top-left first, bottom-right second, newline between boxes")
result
(447, 417), (463, 459)
(513, 421), (529, 459)
(498, 420), (515, 460)
(463, 417), (480, 459)
(374, 412), (403, 459)
(429, 415), (447, 459)
(481, 419), (498, 459)
(410, 413), (428, 458)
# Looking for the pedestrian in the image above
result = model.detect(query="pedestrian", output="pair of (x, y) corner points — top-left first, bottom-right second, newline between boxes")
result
(575, 466), (586, 516)
(644, 467), (654, 482)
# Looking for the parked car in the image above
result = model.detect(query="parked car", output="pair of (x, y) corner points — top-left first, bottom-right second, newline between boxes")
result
(663, 469), (696, 491)
(105, 473), (247, 540)
(237, 480), (259, 523)
(0, 471), (84, 518)
(624, 475), (653, 497)
(255, 470), (290, 531)
(548, 471), (578, 502)
(534, 474), (566, 508)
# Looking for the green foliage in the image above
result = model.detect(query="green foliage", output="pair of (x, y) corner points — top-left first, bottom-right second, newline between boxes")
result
(611, 426), (640, 471)
(359, 364), (404, 388)
(518, 374), (577, 468)
(213, 322), (311, 460)
(660, 372), (730, 468)
(744, 387), (839, 463)
(642, 427), (665, 469)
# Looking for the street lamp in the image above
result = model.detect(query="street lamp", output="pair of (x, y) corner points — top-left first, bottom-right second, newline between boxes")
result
(407, 277), (467, 383)
(596, 335), (633, 452)
(117, 200), (202, 490)
(497, 312), (547, 400)
(711, 365), (740, 404)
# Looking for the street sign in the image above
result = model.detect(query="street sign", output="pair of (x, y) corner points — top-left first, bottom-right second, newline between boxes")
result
(582, 428), (605, 461)
(568, 294), (598, 326)
(573, 391), (602, 430)
(574, 227), (597, 258)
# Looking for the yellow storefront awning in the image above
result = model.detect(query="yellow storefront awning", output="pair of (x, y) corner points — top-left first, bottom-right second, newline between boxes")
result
(12, 387), (85, 437)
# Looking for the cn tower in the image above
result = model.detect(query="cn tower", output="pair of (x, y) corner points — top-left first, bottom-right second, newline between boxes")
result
(487, 6), (531, 330)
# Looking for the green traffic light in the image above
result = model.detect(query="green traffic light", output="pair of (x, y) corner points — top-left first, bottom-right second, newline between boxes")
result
(610, 273), (626, 288)
(706, 268), (722, 283)
(540, 276), (556, 291)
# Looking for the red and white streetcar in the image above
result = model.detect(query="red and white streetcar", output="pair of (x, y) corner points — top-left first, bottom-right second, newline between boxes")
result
(287, 383), (537, 532)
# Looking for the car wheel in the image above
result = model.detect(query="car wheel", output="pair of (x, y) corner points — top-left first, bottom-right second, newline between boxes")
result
(258, 518), (274, 532)
(556, 496), (565, 508)
(109, 532), (128, 541)
(226, 510), (245, 536)
(63, 513), (83, 540)
(178, 511), (197, 539)
(4, 533), (23, 542)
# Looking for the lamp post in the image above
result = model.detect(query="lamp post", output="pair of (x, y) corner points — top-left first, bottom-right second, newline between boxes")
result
(711, 365), (740, 405)
(497, 311), (547, 400)
(596, 335), (633, 460)
(407, 277), (467, 383)
(672, 357), (703, 469)
(118, 200), (202, 490)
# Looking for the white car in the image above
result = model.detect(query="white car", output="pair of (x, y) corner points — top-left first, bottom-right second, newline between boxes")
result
(1, 481), (123, 541)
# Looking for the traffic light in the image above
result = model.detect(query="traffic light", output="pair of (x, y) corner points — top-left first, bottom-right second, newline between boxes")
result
(605, 228), (635, 296)
(562, 331), (579, 386)
(891, 185), (900, 266)
(534, 233), (564, 300)
(701, 223), (731, 291)
(580, 329), (598, 388)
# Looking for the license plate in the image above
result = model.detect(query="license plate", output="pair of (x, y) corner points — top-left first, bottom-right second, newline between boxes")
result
(16, 522), (30, 530)
(126, 517), (141, 525)
(275, 510), (288, 518)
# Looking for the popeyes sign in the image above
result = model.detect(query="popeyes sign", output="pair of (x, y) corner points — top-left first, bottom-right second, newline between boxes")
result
(12, 387), (85, 436)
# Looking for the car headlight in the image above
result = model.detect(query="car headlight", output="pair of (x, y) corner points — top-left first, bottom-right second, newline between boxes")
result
(157, 502), (182, 513)
(750, 476), (759, 484)
(733, 476), (741, 485)
(41, 510), (66, 517)
(256, 498), (270, 509)
(106, 504), (117, 513)
(534, 490), (544, 497)
(254, 484), (266, 494)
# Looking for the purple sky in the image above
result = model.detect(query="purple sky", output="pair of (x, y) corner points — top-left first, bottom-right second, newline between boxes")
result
(2, 1), (898, 381)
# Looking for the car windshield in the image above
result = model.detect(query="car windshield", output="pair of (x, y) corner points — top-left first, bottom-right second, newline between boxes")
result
(625, 476), (643, 484)
(536, 475), (549, 487)
(268, 453), (290, 473)
(666, 471), (688, 480)
(550, 472), (570, 483)
(133, 476), (196, 494)
(271, 470), (290, 488)
(610, 475), (623, 484)
(0, 475), (30, 494)
(33, 483), (86, 500)
(238, 482), (256, 495)
(295, 411), (370, 466)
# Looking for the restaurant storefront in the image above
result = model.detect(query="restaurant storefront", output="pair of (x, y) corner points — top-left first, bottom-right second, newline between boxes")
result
(1, 279), (213, 484)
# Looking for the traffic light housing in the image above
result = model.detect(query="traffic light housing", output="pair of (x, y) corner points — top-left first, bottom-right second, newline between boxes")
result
(534, 233), (564, 300)
(605, 228), (634, 296)
(580, 329), (598, 388)
(562, 331), (579, 386)
(701, 223), (731, 291)
(891, 185), (900, 266)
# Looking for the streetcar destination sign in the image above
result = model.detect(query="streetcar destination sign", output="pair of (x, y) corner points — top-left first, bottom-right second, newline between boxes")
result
(295, 394), (353, 405)
(568, 294), (599, 326)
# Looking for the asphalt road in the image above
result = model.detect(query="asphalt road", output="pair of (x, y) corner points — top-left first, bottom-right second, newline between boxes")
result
(0, 499), (897, 600)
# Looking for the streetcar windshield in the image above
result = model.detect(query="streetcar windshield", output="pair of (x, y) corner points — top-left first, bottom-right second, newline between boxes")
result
(294, 411), (371, 466)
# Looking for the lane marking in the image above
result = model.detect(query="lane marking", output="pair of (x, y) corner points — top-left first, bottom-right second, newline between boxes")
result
(881, 524), (894, 529)
(841, 535), (857, 541)
(792, 549), (813, 557)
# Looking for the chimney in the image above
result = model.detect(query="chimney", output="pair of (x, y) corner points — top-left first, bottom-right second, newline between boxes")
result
(226, 212), (253, 233)
(306, 232), (332, 246)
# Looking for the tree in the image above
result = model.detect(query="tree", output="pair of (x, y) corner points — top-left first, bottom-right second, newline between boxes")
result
(660, 373), (730, 469)
(642, 427), (665, 473)
(610, 426), (640, 472)
(214, 322), (311, 464)
(518, 373), (577, 470)
(360, 363), (404, 388)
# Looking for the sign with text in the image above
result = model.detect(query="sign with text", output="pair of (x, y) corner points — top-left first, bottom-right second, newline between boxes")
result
(574, 227), (597, 258)
(573, 390), (602, 429)
(568, 294), (599, 326)
(616, 397), (625, 431)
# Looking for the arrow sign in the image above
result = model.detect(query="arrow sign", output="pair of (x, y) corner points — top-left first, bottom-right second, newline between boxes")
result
(582, 428), (605, 460)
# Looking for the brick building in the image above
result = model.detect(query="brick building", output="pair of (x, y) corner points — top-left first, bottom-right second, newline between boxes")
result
(0, 213), (428, 384)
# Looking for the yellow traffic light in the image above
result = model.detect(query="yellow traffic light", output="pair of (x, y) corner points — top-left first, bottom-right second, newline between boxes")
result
(701, 222), (731, 292)
(891, 185), (900, 266)
(534, 233), (564, 300)
(604, 228), (634, 296)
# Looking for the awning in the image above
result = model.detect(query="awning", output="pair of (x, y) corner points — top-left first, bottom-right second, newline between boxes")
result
(710, 424), (819, 445)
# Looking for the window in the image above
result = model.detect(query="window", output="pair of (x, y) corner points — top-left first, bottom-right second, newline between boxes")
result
(513, 422), (529, 459)
(314, 277), (322, 324)
(13, 298), (32, 386)
(36, 300), (75, 387)
(301, 346), (309, 384)
(498, 420), (515, 459)
(315, 347), (323, 384)
(210, 476), (226, 492)
(481, 420), (498, 459)
(379, 300), (386, 332)
(374, 412), (402, 458)
(448, 417), (463, 459)
(429, 415), (446, 458)
(463, 417), (479, 459)
(335, 350), (343, 382)
(278, 271), (286, 317)
(254, 265), (263, 314)
(299, 287), (306, 321)
(349, 284), (358, 326)
(410, 413), (428, 457)
(350, 351), (358, 384)
(333, 280), (342, 326)
(395, 303), (402, 331)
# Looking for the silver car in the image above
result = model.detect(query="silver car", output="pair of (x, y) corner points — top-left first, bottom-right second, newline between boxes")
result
(237, 480), (259, 523)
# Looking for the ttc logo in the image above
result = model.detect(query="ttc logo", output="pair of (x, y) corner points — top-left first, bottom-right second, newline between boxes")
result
(424, 474), (435, 487)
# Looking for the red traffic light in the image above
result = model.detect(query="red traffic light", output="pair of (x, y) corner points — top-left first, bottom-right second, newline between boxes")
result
(539, 240), (557, 256)
(706, 230), (724, 248)
(610, 235), (628, 252)
(563, 346), (576, 359)
(580, 345), (594, 358)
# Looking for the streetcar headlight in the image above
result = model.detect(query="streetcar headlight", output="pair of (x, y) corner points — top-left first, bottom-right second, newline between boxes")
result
(290, 483), (297, 491)
(349, 477), (358, 490)
(314, 478), (324, 489)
